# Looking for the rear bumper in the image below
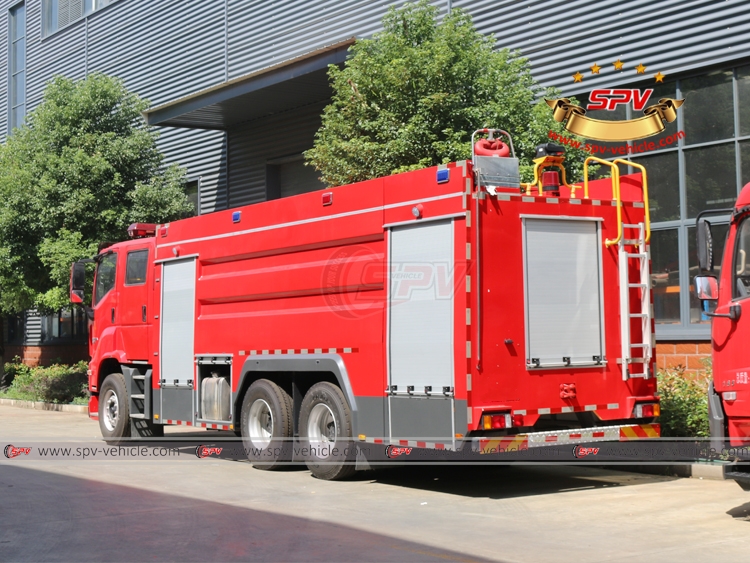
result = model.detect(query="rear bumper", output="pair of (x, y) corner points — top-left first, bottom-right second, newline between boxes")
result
(474, 423), (660, 454)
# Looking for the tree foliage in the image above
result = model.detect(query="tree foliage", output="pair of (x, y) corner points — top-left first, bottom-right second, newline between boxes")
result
(657, 365), (711, 438)
(305, 0), (587, 187)
(0, 73), (194, 313)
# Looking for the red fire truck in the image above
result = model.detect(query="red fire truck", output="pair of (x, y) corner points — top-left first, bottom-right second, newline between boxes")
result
(71, 130), (660, 480)
(694, 187), (750, 489)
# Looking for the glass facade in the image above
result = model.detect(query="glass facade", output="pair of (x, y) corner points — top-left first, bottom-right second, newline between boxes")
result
(588, 65), (750, 339)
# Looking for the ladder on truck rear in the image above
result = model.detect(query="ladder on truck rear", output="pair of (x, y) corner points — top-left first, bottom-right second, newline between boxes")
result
(586, 157), (653, 381)
(618, 222), (653, 380)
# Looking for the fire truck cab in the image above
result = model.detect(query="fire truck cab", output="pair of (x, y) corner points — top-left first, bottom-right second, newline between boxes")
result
(72, 130), (660, 480)
(694, 185), (750, 488)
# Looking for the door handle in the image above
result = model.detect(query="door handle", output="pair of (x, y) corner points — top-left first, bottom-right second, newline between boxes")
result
(111, 308), (115, 323)
(142, 305), (147, 322)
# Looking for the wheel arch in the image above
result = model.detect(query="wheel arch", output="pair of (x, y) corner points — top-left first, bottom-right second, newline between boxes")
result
(234, 354), (358, 430)
(97, 357), (123, 394)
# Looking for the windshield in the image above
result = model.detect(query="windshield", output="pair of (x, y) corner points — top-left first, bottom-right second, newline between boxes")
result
(94, 252), (117, 305)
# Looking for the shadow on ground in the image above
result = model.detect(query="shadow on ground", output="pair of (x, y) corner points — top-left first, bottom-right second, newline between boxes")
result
(727, 501), (750, 522)
(356, 464), (678, 500)
(149, 429), (681, 501)
(0, 464), (494, 563)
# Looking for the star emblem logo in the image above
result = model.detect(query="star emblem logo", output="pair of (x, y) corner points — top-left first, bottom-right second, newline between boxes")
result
(654, 72), (665, 83)
(590, 63), (601, 75)
(635, 63), (647, 74)
(613, 59), (624, 71)
(573, 71), (584, 83)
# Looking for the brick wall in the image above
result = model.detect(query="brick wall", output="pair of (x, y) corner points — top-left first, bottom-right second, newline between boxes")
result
(655, 341), (711, 374)
(4, 345), (88, 367)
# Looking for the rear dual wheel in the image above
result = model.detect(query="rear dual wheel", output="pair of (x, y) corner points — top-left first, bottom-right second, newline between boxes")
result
(299, 382), (356, 480)
(240, 378), (357, 479)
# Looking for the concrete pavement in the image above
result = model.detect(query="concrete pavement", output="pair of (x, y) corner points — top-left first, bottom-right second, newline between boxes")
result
(1, 405), (749, 562)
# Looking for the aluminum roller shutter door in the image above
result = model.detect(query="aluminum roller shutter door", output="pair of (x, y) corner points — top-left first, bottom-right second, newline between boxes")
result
(160, 258), (196, 385)
(523, 219), (605, 368)
(389, 220), (454, 391)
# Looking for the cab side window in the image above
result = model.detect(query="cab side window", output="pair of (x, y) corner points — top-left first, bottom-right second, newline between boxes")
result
(734, 219), (750, 298)
(94, 252), (117, 305)
(125, 250), (148, 285)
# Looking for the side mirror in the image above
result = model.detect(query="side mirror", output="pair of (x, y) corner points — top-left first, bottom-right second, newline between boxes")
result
(697, 218), (714, 272)
(70, 261), (86, 304)
(694, 275), (718, 300)
(695, 275), (742, 321)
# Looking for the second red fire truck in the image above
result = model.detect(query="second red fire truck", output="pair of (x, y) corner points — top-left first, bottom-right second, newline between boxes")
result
(693, 188), (750, 489)
(71, 130), (660, 479)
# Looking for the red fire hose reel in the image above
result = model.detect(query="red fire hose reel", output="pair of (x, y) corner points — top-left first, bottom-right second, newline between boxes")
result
(473, 138), (511, 158)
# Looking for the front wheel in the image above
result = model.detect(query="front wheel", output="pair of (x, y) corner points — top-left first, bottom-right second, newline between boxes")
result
(299, 382), (356, 480)
(240, 379), (293, 470)
(98, 372), (131, 441)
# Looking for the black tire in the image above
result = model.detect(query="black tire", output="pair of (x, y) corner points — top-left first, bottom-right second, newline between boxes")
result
(240, 379), (293, 470)
(299, 382), (356, 480)
(98, 372), (131, 441)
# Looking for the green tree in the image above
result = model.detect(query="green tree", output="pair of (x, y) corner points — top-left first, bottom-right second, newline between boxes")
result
(305, 0), (586, 186)
(0, 73), (194, 315)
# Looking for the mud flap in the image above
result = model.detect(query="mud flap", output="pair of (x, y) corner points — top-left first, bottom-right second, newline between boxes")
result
(708, 382), (727, 453)
(130, 418), (164, 438)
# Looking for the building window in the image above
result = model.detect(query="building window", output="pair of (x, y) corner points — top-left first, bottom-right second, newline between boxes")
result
(40, 308), (88, 342)
(42, 0), (114, 37)
(185, 178), (200, 216)
(9, 2), (25, 131)
(578, 64), (750, 339)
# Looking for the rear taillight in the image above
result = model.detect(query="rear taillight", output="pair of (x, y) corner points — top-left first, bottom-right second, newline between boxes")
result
(483, 414), (510, 430)
(482, 413), (523, 430)
(634, 403), (660, 418)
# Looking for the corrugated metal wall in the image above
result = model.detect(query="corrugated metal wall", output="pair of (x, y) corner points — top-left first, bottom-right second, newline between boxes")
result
(5, 0), (749, 209)
(25, 0), (86, 109)
(158, 127), (227, 215)
(227, 101), (327, 207)
(23, 310), (42, 345)
(0, 2), (7, 135)
(455, 0), (750, 96)
(2, 0), (750, 346)
(226, 1), (434, 79)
